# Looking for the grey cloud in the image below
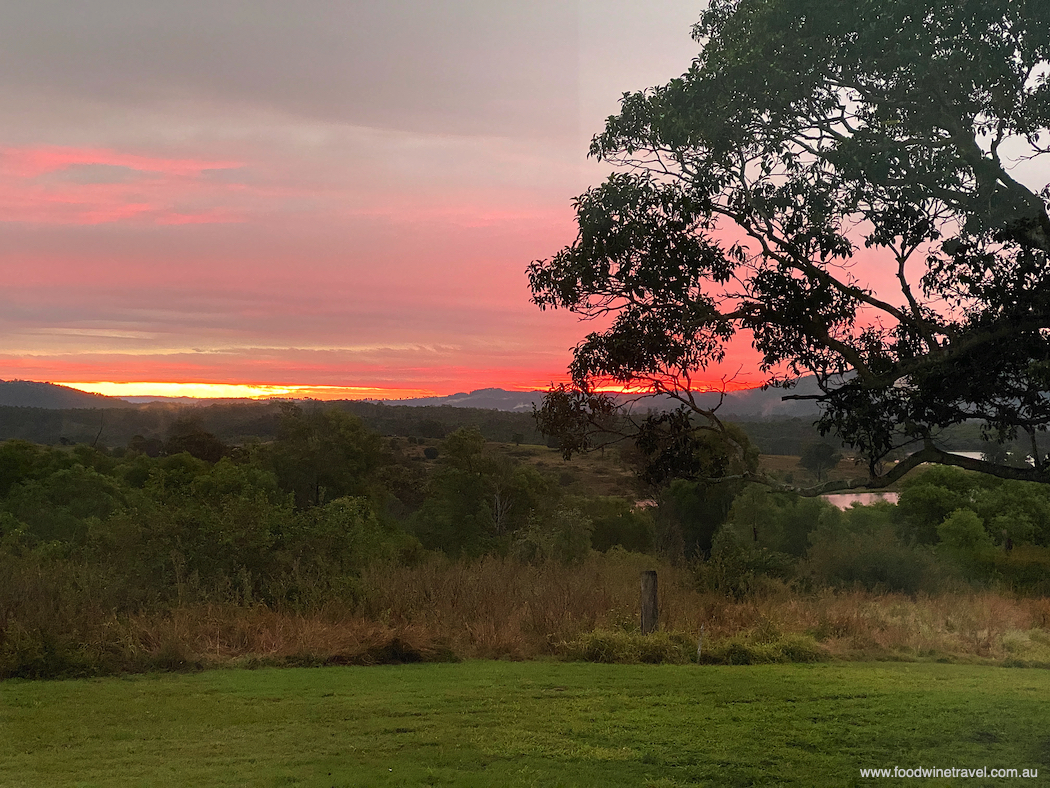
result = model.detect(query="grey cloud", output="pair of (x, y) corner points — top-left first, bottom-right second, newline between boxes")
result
(200, 166), (254, 183)
(0, 0), (580, 139)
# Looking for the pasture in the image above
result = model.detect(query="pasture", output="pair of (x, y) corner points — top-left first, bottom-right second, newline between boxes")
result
(2, 661), (1047, 787)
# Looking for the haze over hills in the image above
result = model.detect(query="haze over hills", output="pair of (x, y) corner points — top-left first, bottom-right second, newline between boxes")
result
(0, 379), (822, 419)
(393, 381), (822, 419)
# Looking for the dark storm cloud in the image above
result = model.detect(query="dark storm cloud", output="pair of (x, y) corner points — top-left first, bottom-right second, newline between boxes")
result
(0, 0), (579, 138)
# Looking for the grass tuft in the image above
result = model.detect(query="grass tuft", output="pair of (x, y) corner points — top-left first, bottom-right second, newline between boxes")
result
(559, 629), (696, 664)
(700, 633), (827, 665)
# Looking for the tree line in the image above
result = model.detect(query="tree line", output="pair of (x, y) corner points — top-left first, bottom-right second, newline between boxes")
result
(4, 401), (1050, 678)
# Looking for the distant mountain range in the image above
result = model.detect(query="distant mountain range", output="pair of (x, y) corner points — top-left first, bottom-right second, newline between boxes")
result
(392, 380), (822, 420)
(0, 379), (823, 420)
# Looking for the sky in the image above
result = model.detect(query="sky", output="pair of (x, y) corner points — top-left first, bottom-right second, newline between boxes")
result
(0, 1), (760, 400)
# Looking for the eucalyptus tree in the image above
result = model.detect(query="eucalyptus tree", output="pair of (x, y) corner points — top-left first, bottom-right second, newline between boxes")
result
(529, 0), (1050, 490)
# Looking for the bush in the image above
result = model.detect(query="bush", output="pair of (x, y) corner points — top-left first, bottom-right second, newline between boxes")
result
(560, 629), (696, 664)
(513, 506), (593, 563)
(693, 539), (796, 599)
(802, 527), (942, 594)
(721, 485), (837, 557)
(937, 508), (996, 581)
(992, 545), (1050, 594)
(699, 633), (826, 665)
(567, 496), (654, 553)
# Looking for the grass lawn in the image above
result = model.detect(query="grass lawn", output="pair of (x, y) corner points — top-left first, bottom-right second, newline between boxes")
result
(2, 661), (1047, 787)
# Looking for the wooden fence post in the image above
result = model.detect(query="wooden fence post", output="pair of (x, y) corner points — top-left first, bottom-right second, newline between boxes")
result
(640, 570), (658, 635)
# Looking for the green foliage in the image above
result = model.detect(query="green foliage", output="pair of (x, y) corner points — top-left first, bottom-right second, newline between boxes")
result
(567, 496), (654, 553)
(529, 0), (1050, 486)
(0, 431), (419, 614)
(513, 506), (593, 564)
(703, 487), (952, 594)
(634, 413), (759, 488)
(798, 442), (842, 481)
(262, 404), (385, 508)
(3, 464), (126, 547)
(991, 544), (1050, 593)
(699, 633), (826, 666)
(937, 509), (996, 580)
(0, 440), (38, 496)
(731, 419), (826, 456)
(896, 465), (1050, 554)
(896, 466), (980, 544)
(695, 541), (796, 600)
(693, 487), (870, 598)
(803, 526), (943, 594)
(163, 419), (228, 463)
(655, 478), (739, 557)
(0, 396), (547, 451)
(10, 393), (1050, 682)
(411, 428), (557, 555)
(721, 485), (834, 556)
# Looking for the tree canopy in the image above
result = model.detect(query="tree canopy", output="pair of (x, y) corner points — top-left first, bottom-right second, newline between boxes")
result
(528, 0), (1050, 490)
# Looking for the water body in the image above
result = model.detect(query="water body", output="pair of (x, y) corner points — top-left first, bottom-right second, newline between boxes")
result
(822, 492), (899, 509)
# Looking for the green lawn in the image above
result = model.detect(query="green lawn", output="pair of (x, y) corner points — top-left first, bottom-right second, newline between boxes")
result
(2, 662), (1047, 787)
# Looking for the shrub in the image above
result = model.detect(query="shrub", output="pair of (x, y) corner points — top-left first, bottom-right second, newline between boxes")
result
(992, 545), (1050, 594)
(937, 508), (996, 581)
(693, 538), (796, 599)
(513, 506), (593, 563)
(802, 526), (943, 594)
(567, 496), (655, 553)
(699, 633), (826, 665)
(560, 629), (696, 664)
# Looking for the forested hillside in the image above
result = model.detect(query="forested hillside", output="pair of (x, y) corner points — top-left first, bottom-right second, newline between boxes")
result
(4, 400), (1050, 679)
(0, 400), (546, 449)
(0, 395), (1023, 462)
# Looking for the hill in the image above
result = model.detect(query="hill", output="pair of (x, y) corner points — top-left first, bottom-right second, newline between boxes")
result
(0, 380), (130, 409)
(0, 378), (824, 419)
(395, 381), (823, 419)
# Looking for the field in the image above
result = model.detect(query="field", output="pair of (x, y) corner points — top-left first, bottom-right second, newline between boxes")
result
(2, 661), (1047, 787)
(9, 550), (1050, 678)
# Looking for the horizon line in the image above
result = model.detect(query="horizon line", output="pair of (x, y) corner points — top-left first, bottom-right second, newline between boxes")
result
(41, 379), (760, 401)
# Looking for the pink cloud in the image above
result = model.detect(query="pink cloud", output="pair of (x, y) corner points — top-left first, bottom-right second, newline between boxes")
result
(0, 146), (242, 179)
(0, 145), (248, 226)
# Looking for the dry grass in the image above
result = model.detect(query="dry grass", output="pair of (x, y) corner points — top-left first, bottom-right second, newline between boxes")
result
(125, 556), (1050, 667)
(494, 443), (640, 497)
(757, 453), (871, 486)
(7, 552), (1050, 676)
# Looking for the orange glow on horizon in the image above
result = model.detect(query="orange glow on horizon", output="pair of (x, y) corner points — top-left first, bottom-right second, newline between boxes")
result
(56, 381), (440, 401)
(54, 374), (764, 402)
(574, 378), (760, 395)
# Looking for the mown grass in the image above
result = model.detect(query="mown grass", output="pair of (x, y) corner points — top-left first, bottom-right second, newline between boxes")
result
(2, 661), (1048, 787)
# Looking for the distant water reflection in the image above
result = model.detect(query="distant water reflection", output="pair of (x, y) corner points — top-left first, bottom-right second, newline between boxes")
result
(821, 492), (899, 509)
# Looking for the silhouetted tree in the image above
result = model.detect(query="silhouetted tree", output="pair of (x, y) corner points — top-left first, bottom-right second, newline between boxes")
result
(529, 0), (1050, 490)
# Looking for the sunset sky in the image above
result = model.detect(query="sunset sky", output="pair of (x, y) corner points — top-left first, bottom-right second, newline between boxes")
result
(0, 1), (767, 400)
